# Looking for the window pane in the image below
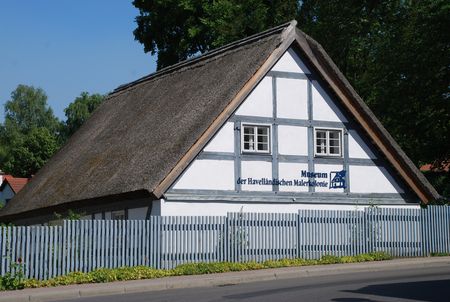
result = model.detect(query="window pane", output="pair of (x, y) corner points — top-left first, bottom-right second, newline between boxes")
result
(329, 139), (340, 147)
(244, 126), (254, 135)
(329, 131), (340, 140)
(257, 127), (268, 135)
(329, 146), (340, 155)
(316, 138), (327, 154)
(258, 143), (268, 151)
(257, 135), (268, 143)
(316, 131), (326, 139)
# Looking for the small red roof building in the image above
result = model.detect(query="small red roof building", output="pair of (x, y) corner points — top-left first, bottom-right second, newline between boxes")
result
(1, 175), (30, 194)
(420, 161), (450, 173)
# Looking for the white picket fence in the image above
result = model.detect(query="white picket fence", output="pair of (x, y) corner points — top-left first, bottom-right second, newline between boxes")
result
(1, 206), (449, 280)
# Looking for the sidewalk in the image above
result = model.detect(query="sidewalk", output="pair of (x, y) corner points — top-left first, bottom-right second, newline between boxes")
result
(2, 256), (450, 302)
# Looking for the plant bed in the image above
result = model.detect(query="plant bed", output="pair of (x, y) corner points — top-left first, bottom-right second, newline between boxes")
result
(1, 252), (391, 291)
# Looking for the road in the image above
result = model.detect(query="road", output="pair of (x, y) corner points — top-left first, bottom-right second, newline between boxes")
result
(55, 264), (450, 302)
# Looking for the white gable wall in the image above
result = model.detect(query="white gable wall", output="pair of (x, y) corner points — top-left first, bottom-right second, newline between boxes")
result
(169, 46), (415, 208)
(173, 159), (234, 191)
(276, 78), (308, 119)
(0, 184), (15, 203)
(348, 130), (377, 159)
(312, 80), (348, 122)
(203, 122), (234, 153)
(278, 126), (308, 156)
(272, 48), (311, 73)
(235, 77), (273, 117)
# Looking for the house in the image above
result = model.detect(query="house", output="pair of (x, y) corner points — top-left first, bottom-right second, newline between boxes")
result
(0, 21), (439, 224)
(420, 161), (450, 173)
(0, 172), (30, 206)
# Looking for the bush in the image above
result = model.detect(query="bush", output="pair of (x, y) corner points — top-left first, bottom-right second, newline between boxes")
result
(2, 252), (392, 291)
(0, 261), (26, 290)
(430, 252), (450, 257)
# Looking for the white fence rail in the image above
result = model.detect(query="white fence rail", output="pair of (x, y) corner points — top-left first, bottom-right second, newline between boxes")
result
(1, 206), (449, 280)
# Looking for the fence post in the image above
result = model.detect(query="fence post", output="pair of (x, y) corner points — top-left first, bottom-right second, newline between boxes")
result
(421, 207), (428, 256)
(296, 211), (300, 259)
(364, 207), (370, 254)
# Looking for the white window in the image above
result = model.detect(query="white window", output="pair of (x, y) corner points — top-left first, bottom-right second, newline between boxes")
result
(241, 124), (271, 153)
(314, 128), (343, 157)
(111, 210), (125, 220)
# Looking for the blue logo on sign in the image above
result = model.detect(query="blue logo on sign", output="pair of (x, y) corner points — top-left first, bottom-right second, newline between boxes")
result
(329, 170), (346, 189)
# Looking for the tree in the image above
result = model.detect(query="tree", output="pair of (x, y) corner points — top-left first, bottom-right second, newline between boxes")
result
(2, 84), (60, 135)
(62, 92), (104, 139)
(297, 0), (449, 165)
(2, 127), (59, 177)
(0, 85), (61, 177)
(133, 0), (299, 69)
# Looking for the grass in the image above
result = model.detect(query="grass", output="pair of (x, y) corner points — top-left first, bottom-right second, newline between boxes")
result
(1, 252), (392, 291)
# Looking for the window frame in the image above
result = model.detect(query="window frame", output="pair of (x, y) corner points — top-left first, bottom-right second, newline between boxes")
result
(313, 127), (343, 157)
(240, 123), (272, 154)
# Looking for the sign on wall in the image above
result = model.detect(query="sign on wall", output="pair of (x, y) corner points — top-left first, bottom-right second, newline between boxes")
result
(237, 170), (347, 189)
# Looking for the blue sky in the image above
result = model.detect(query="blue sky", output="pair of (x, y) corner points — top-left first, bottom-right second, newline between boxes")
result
(0, 0), (156, 122)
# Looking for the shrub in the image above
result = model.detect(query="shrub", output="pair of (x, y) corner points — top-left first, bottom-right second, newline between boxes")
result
(319, 255), (342, 264)
(0, 259), (26, 290)
(1, 252), (392, 291)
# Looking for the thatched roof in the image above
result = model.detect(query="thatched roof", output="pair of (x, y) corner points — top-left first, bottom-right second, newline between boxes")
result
(0, 21), (439, 221)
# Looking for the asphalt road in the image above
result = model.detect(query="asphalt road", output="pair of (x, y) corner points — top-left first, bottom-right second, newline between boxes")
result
(55, 264), (450, 302)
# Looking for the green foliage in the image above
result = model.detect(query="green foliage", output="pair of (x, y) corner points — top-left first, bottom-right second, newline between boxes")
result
(133, 0), (449, 166)
(423, 171), (450, 200)
(0, 85), (61, 177)
(0, 259), (25, 290)
(2, 85), (60, 135)
(298, 0), (449, 166)
(2, 127), (59, 177)
(133, 0), (298, 69)
(430, 252), (450, 257)
(0, 87), (104, 178)
(3, 252), (391, 291)
(62, 92), (104, 140)
(53, 210), (86, 221)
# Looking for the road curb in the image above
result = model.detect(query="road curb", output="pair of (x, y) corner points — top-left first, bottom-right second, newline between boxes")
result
(2, 257), (450, 302)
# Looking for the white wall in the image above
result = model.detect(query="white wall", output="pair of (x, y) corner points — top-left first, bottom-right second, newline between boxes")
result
(276, 78), (308, 119)
(312, 80), (347, 122)
(272, 48), (311, 74)
(235, 76), (273, 117)
(159, 199), (419, 216)
(350, 165), (404, 194)
(241, 161), (273, 192)
(203, 122), (234, 153)
(173, 159), (235, 190)
(278, 126), (308, 156)
(348, 130), (377, 159)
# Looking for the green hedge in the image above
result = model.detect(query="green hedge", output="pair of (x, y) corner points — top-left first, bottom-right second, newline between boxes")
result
(1, 252), (391, 291)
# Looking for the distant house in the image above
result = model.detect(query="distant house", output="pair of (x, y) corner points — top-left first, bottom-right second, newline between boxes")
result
(420, 161), (450, 173)
(0, 172), (30, 205)
(0, 21), (439, 224)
